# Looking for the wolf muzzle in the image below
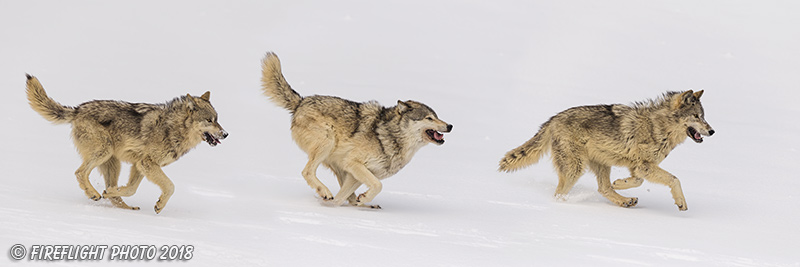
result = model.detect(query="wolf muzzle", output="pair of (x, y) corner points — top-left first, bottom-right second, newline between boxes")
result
(203, 130), (228, 147)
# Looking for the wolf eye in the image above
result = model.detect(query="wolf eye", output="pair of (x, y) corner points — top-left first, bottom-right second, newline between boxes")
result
(206, 118), (213, 123)
(426, 117), (433, 121)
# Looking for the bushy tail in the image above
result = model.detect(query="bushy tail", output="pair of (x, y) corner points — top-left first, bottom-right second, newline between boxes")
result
(498, 121), (552, 172)
(261, 52), (303, 112)
(26, 74), (75, 124)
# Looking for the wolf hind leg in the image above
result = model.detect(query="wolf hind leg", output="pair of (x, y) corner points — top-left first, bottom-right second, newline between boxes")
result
(74, 149), (113, 201)
(552, 142), (584, 200)
(589, 162), (638, 208)
(98, 157), (121, 189)
(98, 157), (139, 210)
(300, 142), (335, 201)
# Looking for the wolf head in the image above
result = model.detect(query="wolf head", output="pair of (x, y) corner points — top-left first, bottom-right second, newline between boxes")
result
(671, 90), (714, 143)
(186, 91), (228, 147)
(395, 100), (453, 145)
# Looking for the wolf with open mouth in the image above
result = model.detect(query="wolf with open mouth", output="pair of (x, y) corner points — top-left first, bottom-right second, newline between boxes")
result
(26, 74), (228, 214)
(499, 90), (713, 211)
(261, 52), (452, 209)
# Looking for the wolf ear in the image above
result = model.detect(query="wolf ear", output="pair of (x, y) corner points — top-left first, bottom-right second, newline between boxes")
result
(396, 100), (410, 114)
(672, 90), (694, 110)
(200, 91), (211, 101)
(692, 90), (704, 100)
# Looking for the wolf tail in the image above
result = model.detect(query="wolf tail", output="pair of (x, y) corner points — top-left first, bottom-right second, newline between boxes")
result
(26, 74), (76, 124)
(261, 52), (303, 112)
(498, 121), (552, 172)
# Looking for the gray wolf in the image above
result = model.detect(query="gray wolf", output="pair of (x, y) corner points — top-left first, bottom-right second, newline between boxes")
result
(26, 74), (228, 213)
(498, 91), (714, 211)
(260, 52), (452, 209)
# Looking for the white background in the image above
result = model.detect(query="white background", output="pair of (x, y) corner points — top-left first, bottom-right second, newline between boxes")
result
(1, 1), (798, 266)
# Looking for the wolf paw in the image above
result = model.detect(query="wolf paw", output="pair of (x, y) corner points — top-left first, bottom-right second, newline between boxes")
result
(356, 203), (382, 209)
(676, 201), (688, 211)
(106, 194), (140, 210)
(87, 191), (102, 201)
(354, 194), (381, 209)
(316, 188), (334, 201)
(102, 188), (123, 198)
(612, 177), (644, 190)
(154, 200), (166, 214)
(119, 202), (140, 211)
(356, 193), (373, 203)
(619, 197), (638, 208)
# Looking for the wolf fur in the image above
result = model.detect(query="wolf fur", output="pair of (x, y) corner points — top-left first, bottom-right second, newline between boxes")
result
(261, 52), (452, 209)
(498, 91), (714, 211)
(26, 74), (228, 214)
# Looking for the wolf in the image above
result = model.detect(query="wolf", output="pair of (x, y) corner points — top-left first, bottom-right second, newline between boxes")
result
(26, 74), (228, 213)
(498, 91), (714, 211)
(260, 52), (452, 209)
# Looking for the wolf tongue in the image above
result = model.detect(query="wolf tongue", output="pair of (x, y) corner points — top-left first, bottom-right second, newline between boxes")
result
(434, 131), (444, 141)
(694, 132), (702, 140)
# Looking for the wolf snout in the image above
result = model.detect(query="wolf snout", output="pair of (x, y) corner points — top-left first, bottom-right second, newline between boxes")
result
(708, 129), (715, 136)
(220, 130), (229, 139)
(446, 124), (453, 133)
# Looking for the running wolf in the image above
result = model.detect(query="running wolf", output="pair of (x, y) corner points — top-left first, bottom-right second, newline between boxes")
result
(26, 74), (228, 213)
(260, 52), (452, 209)
(498, 91), (714, 211)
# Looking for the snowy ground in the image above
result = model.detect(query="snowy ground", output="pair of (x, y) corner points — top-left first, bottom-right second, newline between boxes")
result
(1, 1), (798, 266)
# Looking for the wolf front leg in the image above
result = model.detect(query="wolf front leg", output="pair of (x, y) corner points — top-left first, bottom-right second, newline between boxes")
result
(633, 164), (688, 211)
(138, 160), (175, 214)
(343, 160), (382, 209)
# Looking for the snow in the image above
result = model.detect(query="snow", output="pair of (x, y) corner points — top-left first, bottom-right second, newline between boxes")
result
(1, 1), (798, 266)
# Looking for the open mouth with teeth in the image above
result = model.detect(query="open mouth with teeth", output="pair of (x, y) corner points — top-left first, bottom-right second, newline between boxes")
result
(425, 129), (445, 145)
(687, 127), (703, 143)
(203, 132), (222, 147)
